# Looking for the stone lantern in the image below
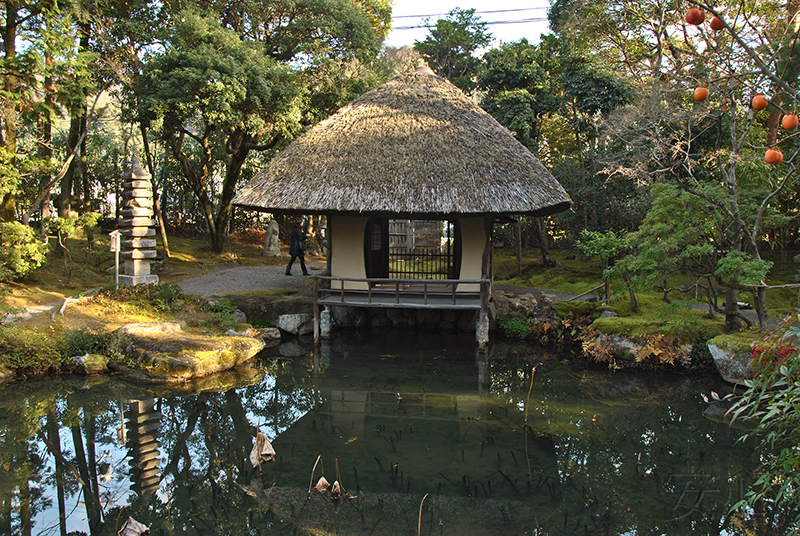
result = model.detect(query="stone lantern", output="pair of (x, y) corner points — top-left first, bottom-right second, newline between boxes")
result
(118, 157), (159, 286)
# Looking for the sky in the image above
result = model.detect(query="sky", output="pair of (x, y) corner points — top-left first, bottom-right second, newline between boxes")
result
(384, 0), (553, 49)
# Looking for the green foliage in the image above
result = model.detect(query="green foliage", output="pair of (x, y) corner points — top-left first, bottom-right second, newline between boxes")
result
(479, 39), (561, 150)
(728, 316), (800, 525)
(414, 8), (492, 93)
(0, 325), (66, 370)
(715, 251), (773, 286)
(64, 328), (109, 357)
(575, 229), (627, 262)
(498, 317), (531, 337)
(96, 282), (188, 314)
(139, 9), (304, 139)
(152, 282), (183, 311)
(206, 297), (237, 330)
(654, 301), (704, 341)
(0, 222), (48, 279)
(558, 56), (633, 116)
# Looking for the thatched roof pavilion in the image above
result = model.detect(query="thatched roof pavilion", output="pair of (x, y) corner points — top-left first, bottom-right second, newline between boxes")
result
(234, 69), (571, 348)
(233, 70), (570, 216)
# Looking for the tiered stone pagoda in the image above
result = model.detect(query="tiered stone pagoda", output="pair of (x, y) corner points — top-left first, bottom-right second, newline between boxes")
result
(125, 398), (162, 497)
(119, 157), (159, 286)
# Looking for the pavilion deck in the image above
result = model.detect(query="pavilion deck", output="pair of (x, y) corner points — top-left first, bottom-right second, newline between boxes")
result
(312, 276), (491, 344)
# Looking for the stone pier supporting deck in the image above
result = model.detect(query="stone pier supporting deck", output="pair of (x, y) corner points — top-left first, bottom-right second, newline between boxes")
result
(119, 157), (159, 286)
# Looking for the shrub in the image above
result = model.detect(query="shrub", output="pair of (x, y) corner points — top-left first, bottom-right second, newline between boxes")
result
(498, 317), (530, 337)
(0, 221), (48, 279)
(64, 328), (110, 357)
(94, 282), (186, 312)
(0, 325), (66, 370)
(728, 316), (800, 527)
(206, 298), (237, 330)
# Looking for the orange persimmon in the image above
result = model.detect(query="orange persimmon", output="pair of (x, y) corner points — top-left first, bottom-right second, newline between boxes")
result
(686, 8), (705, 25)
(781, 114), (799, 130)
(765, 149), (783, 165)
(752, 94), (769, 110)
(694, 87), (709, 101)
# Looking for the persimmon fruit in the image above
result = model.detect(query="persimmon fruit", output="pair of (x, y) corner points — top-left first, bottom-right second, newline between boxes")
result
(781, 114), (799, 130)
(693, 87), (709, 101)
(752, 94), (769, 111)
(685, 8), (705, 25)
(765, 149), (783, 165)
(710, 16), (725, 31)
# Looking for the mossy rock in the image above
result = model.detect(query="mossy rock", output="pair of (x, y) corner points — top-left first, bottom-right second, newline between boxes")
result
(107, 321), (265, 383)
(707, 332), (758, 384)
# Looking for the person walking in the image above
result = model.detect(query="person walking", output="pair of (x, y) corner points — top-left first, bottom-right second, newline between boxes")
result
(286, 217), (310, 276)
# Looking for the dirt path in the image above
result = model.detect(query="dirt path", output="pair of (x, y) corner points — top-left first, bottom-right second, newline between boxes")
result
(176, 263), (326, 298)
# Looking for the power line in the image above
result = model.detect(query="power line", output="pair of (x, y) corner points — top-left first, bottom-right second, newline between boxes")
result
(392, 7), (548, 20)
(393, 17), (549, 31)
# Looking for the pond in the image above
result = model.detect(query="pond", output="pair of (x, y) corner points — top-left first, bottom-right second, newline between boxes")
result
(0, 330), (760, 535)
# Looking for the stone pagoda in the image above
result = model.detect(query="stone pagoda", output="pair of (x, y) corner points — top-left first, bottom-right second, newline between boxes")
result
(118, 157), (159, 286)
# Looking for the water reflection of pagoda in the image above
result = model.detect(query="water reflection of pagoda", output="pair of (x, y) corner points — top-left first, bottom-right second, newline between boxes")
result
(125, 399), (162, 497)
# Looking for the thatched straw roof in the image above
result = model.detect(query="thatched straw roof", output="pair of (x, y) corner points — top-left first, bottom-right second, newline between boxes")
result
(233, 70), (570, 217)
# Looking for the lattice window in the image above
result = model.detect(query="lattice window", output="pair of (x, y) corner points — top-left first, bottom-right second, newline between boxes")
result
(388, 219), (457, 279)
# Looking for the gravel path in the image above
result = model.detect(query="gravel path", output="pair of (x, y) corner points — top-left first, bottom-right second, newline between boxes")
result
(177, 263), (325, 298)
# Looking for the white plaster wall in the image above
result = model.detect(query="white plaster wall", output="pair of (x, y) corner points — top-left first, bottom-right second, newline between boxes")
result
(330, 215), (369, 290)
(329, 215), (488, 292)
(458, 216), (488, 292)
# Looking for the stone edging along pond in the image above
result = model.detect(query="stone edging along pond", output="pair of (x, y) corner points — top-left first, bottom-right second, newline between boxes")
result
(0, 286), (753, 385)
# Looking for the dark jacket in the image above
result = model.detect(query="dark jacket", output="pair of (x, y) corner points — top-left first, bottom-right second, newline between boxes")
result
(289, 222), (306, 257)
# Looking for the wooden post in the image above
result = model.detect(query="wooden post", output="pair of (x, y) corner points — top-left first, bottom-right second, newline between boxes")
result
(313, 276), (320, 345)
(477, 216), (493, 349)
(477, 279), (489, 349)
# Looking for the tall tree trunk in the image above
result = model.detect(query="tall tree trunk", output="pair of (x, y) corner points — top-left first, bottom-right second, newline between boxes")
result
(59, 115), (81, 218)
(170, 129), (218, 250)
(213, 131), (256, 253)
(514, 219), (522, 275)
(60, 23), (90, 219)
(724, 282), (741, 331)
(141, 124), (171, 257)
(1, 2), (18, 222)
(622, 270), (637, 311)
(33, 68), (54, 240)
(534, 217), (554, 267)
(752, 286), (768, 328)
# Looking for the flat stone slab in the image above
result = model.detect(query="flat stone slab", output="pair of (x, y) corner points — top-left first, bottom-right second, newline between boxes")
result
(108, 322), (265, 383)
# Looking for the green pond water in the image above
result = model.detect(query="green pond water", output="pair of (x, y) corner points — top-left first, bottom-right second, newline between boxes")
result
(0, 330), (762, 535)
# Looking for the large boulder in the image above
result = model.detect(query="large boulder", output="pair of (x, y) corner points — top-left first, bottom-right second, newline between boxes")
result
(108, 322), (265, 383)
(491, 290), (557, 323)
(708, 340), (754, 385)
(329, 306), (369, 328)
(277, 314), (313, 336)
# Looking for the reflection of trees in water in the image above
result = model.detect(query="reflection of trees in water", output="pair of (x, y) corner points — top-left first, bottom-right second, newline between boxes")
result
(0, 346), (789, 535)
(482, 346), (760, 534)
